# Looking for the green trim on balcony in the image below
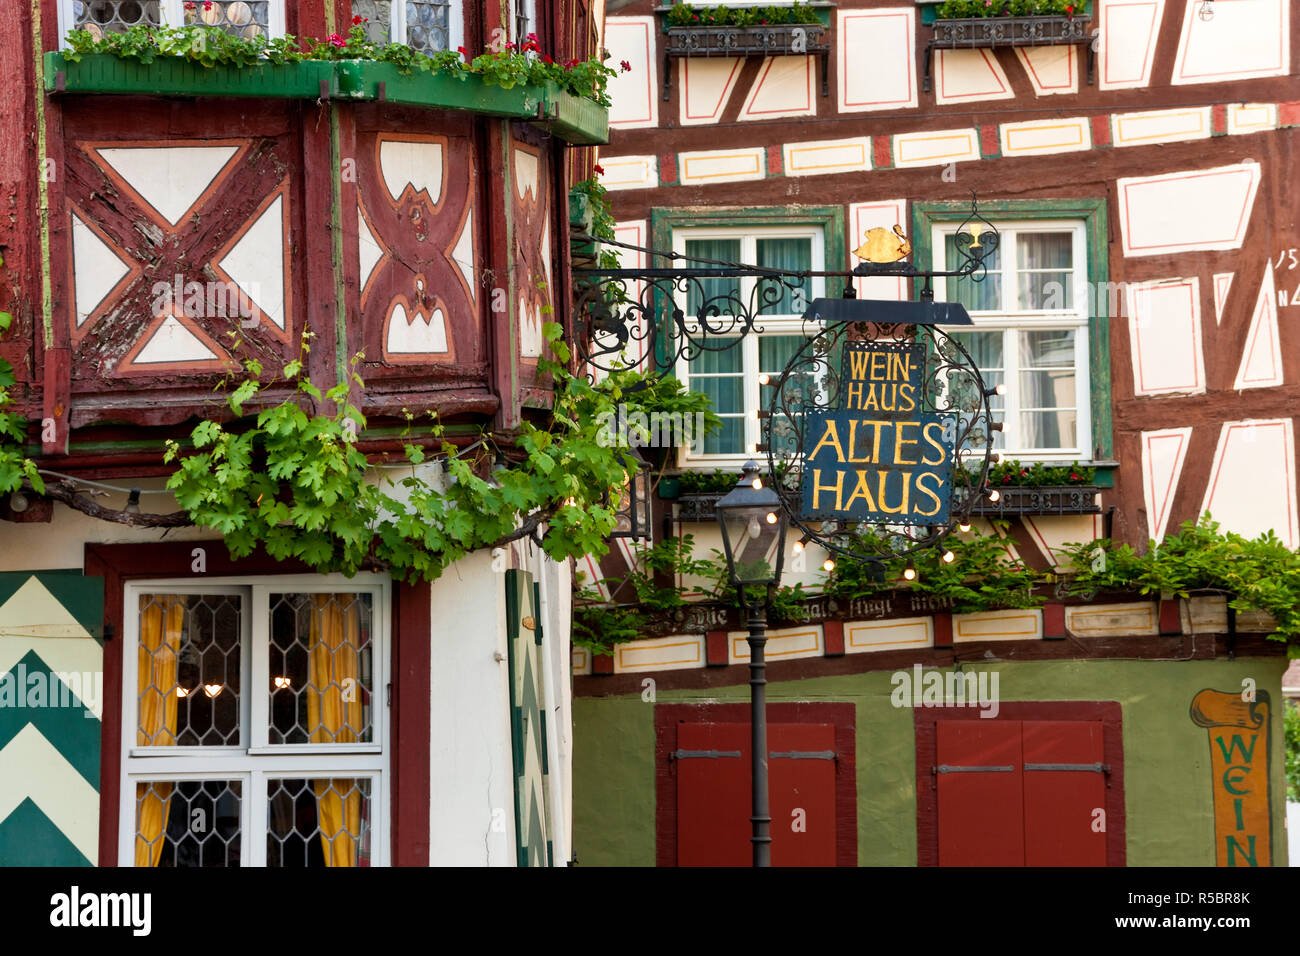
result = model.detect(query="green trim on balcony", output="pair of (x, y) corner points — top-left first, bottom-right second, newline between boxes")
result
(42, 54), (609, 146)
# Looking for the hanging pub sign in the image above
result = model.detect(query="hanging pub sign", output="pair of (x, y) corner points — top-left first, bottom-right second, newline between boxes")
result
(800, 341), (957, 525)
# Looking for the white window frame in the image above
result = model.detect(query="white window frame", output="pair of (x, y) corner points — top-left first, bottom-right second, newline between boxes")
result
(58, 1), (287, 45)
(672, 223), (826, 468)
(118, 574), (391, 868)
(933, 219), (1092, 462)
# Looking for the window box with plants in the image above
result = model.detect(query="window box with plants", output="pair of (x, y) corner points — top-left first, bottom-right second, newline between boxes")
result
(967, 460), (1101, 516)
(46, 23), (612, 146)
(655, 3), (835, 99)
(921, 0), (1094, 92)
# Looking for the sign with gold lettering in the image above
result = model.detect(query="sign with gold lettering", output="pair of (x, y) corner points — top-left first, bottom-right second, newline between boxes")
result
(800, 342), (956, 525)
(1189, 688), (1273, 867)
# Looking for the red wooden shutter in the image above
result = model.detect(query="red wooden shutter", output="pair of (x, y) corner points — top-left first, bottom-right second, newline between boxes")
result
(936, 720), (1025, 866)
(676, 722), (839, 866)
(770, 723), (837, 867)
(1022, 720), (1107, 866)
(676, 723), (751, 866)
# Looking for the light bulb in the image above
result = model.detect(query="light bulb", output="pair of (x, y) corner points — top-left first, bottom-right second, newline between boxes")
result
(792, 541), (805, 553)
(988, 488), (1001, 503)
(1198, 0), (1214, 20)
(746, 443), (758, 455)
(8, 491), (28, 513)
(903, 563), (917, 581)
(942, 550), (956, 564)
(765, 512), (777, 524)
(752, 478), (763, 489)
(959, 522), (972, 533)
(822, 558), (835, 572)
(758, 373), (770, 386)
(747, 516), (761, 538)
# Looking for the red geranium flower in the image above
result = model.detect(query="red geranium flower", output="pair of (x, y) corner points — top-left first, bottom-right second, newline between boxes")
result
(203, 0), (212, 8)
(620, 59), (631, 72)
(542, 54), (554, 64)
(1069, 472), (1081, 481)
(594, 164), (605, 175)
(327, 33), (345, 48)
(184, 1), (195, 10)
(1002, 474), (1012, 483)
(352, 14), (363, 25)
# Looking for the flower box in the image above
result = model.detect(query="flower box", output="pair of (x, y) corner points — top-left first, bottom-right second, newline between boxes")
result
(44, 54), (610, 146)
(924, 15), (1094, 91)
(664, 23), (829, 58)
(44, 52), (336, 99)
(968, 484), (1101, 516)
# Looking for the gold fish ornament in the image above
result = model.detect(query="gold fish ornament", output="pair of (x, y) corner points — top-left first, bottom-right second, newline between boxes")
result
(852, 224), (912, 263)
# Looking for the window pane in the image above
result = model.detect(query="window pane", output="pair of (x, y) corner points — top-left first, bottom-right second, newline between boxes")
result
(269, 593), (375, 746)
(352, 0), (393, 43)
(951, 331), (1004, 450)
(1020, 328), (1076, 367)
(135, 780), (241, 867)
(759, 334), (817, 455)
(944, 234), (1001, 311)
(267, 778), (372, 867)
(183, 1), (270, 39)
(74, 1), (161, 36)
(684, 239), (742, 318)
(756, 238), (812, 316)
(1016, 232), (1073, 270)
(406, 1), (453, 52)
(1019, 330), (1077, 449)
(687, 337), (743, 454)
(137, 594), (241, 747)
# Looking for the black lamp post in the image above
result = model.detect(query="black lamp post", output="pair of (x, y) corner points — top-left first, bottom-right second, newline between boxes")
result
(714, 460), (787, 867)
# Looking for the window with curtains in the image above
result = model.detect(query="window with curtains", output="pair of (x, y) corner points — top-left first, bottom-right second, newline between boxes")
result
(60, 1), (285, 41)
(673, 225), (826, 464)
(120, 578), (389, 867)
(354, 0), (464, 54)
(933, 221), (1091, 460)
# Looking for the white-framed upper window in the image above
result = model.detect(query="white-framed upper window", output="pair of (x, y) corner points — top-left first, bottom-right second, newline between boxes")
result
(356, 0), (464, 54)
(119, 575), (390, 868)
(934, 220), (1091, 461)
(61, 1), (285, 42)
(512, 0), (538, 44)
(673, 224), (825, 466)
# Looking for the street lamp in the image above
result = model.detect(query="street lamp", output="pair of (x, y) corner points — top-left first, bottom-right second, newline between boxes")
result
(714, 460), (787, 867)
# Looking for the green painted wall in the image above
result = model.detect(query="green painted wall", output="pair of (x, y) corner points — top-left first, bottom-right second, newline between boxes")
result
(572, 656), (1291, 867)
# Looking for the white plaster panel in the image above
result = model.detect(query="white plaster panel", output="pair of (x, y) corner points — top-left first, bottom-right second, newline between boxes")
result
(1126, 277), (1205, 395)
(1111, 107), (1211, 147)
(893, 128), (979, 167)
(848, 199), (909, 300)
(678, 147), (766, 185)
(999, 117), (1091, 157)
(1201, 419), (1299, 549)
(1234, 264), (1283, 389)
(680, 57), (742, 126)
(844, 616), (933, 653)
(933, 48), (1013, 104)
(1015, 45), (1078, 95)
(1116, 162), (1261, 256)
(605, 16), (659, 128)
(741, 56), (816, 120)
(838, 8), (917, 113)
(1141, 427), (1192, 542)
(1098, 0), (1165, 90)
(1172, 0), (1289, 84)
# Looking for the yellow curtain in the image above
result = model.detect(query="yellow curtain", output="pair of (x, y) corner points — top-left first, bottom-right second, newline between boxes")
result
(307, 595), (364, 867)
(134, 595), (185, 868)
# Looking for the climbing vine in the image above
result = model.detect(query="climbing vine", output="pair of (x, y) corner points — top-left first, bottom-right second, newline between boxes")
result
(163, 324), (708, 582)
(0, 310), (44, 498)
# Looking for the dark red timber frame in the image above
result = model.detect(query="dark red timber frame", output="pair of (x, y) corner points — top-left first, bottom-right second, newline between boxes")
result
(913, 701), (1126, 866)
(654, 702), (857, 867)
(85, 541), (431, 866)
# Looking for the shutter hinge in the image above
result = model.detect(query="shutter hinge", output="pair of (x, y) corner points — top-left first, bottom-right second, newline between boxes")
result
(673, 748), (742, 760)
